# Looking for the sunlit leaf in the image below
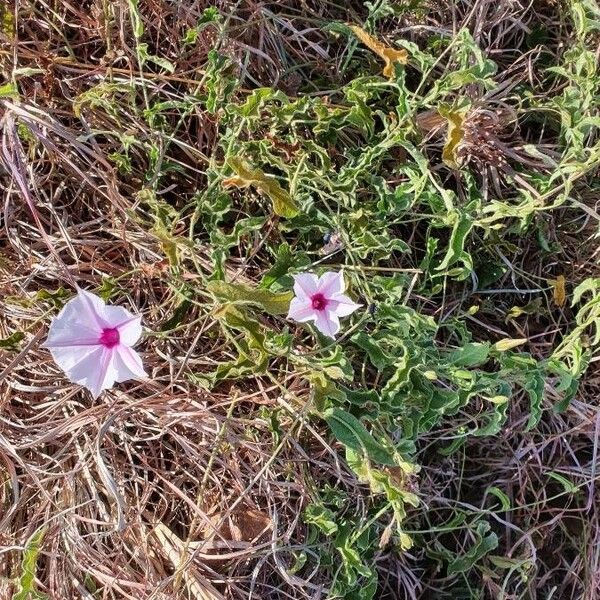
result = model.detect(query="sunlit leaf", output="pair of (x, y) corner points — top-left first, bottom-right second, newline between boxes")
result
(0, 82), (18, 100)
(494, 338), (528, 352)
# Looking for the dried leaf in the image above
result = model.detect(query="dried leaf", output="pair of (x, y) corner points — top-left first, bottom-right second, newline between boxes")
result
(202, 507), (272, 543)
(223, 157), (299, 218)
(151, 522), (225, 600)
(439, 106), (468, 170)
(552, 275), (567, 307)
(348, 25), (408, 78)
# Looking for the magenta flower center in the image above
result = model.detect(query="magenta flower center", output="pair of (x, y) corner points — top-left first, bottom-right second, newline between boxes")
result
(99, 327), (120, 348)
(311, 293), (328, 311)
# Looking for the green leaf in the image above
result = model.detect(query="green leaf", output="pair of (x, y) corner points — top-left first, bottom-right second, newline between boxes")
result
(260, 243), (294, 288)
(161, 299), (192, 331)
(571, 278), (600, 306)
(205, 50), (238, 113)
(207, 280), (292, 315)
(182, 7), (221, 45)
(524, 368), (544, 430)
(489, 555), (532, 570)
(198, 304), (269, 385)
(435, 208), (474, 275)
(323, 407), (396, 465)
(213, 303), (266, 350)
(449, 342), (490, 367)
(138, 43), (176, 73)
(0, 82), (19, 100)
(223, 157), (300, 218)
(485, 486), (511, 511)
(447, 522), (498, 574)
(0, 331), (25, 352)
(303, 504), (339, 536)
(127, 0), (144, 39)
(352, 331), (393, 370)
(12, 527), (48, 600)
(547, 471), (579, 494)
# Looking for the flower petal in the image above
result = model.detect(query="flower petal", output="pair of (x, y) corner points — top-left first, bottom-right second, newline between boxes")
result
(48, 344), (102, 375)
(59, 345), (117, 399)
(328, 294), (362, 317)
(42, 292), (107, 348)
(287, 297), (317, 323)
(77, 289), (111, 330)
(112, 346), (147, 383)
(293, 273), (319, 299)
(317, 271), (345, 297)
(115, 316), (143, 347)
(101, 304), (135, 327)
(43, 319), (102, 348)
(314, 310), (340, 338)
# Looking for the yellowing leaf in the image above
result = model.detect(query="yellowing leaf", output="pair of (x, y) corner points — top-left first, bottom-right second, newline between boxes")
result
(348, 25), (408, 78)
(552, 275), (567, 307)
(489, 395), (509, 405)
(507, 306), (525, 319)
(0, 82), (18, 100)
(399, 531), (414, 551)
(223, 157), (299, 218)
(439, 106), (468, 170)
(494, 338), (528, 352)
(0, 4), (14, 38)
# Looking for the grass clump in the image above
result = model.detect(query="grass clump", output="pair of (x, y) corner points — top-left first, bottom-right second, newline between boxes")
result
(1, 0), (599, 598)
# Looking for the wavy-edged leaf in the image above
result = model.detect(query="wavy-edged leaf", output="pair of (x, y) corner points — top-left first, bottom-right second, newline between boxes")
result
(207, 280), (292, 315)
(439, 106), (467, 170)
(323, 407), (396, 465)
(447, 522), (498, 574)
(223, 157), (299, 218)
(12, 527), (48, 600)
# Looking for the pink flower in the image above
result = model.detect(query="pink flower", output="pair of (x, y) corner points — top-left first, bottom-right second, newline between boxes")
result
(42, 289), (146, 398)
(287, 271), (362, 338)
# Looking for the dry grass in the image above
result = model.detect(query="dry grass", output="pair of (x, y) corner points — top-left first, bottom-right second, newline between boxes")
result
(1, 0), (599, 599)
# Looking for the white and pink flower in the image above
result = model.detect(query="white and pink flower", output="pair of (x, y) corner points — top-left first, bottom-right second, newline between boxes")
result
(287, 271), (361, 338)
(42, 289), (146, 398)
